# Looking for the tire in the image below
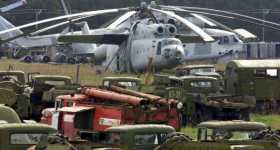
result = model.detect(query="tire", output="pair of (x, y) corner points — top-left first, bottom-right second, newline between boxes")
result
(67, 58), (76, 64)
(154, 132), (192, 150)
(42, 56), (50, 63)
(24, 56), (32, 63)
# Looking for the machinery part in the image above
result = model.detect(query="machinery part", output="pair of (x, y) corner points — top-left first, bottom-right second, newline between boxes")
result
(109, 85), (178, 106)
(154, 132), (192, 150)
(0, 88), (17, 106)
(110, 85), (161, 101)
(0, 105), (21, 123)
(166, 24), (177, 36)
(41, 55), (51, 63)
(82, 87), (146, 106)
(23, 55), (33, 63)
(67, 57), (76, 64)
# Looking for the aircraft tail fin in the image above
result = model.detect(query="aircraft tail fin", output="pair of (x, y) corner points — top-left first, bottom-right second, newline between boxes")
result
(0, 16), (23, 40)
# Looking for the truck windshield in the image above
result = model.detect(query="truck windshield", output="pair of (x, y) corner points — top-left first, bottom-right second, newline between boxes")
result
(190, 81), (212, 88)
(44, 80), (67, 86)
(104, 81), (138, 87)
(199, 128), (258, 141)
(190, 68), (215, 74)
(10, 133), (48, 145)
(103, 132), (121, 145)
(134, 133), (167, 146)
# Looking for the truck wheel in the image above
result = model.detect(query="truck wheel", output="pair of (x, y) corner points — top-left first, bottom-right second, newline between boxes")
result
(154, 132), (192, 150)
(67, 58), (76, 64)
(240, 110), (250, 121)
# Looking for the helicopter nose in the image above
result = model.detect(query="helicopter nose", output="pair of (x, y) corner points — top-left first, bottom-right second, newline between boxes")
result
(163, 45), (184, 62)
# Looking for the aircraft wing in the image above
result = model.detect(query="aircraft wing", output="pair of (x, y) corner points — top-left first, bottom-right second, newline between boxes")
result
(58, 34), (128, 45)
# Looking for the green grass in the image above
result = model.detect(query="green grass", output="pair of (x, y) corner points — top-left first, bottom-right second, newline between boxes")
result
(0, 59), (141, 85)
(180, 126), (197, 139)
(251, 114), (280, 129)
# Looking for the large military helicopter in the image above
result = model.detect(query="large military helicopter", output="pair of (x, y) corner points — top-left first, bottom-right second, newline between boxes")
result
(57, 2), (215, 72)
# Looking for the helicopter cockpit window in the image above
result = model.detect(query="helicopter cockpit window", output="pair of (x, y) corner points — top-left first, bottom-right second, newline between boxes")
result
(233, 36), (239, 43)
(223, 37), (229, 44)
(162, 39), (181, 46)
(157, 42), (162, 55)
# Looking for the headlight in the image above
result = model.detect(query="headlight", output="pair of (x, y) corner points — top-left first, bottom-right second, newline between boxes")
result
(177, 102), (183, 110)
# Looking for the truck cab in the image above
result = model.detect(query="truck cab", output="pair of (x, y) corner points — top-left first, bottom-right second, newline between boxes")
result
(0, 71), (30, 119)
(158, 121), (280, 150)
(175, 65), (216, 76)
(167, 76), (255, 125)
(94, 124), (175, 150)
(194, 121), (279, 150)
(0, 105), (56, 150)
(29, 75), (79, 120)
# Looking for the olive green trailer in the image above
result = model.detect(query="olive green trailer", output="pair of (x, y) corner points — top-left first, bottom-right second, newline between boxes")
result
(225, 59), (280, 114)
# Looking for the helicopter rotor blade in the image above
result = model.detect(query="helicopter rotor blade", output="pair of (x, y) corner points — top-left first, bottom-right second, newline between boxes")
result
(191, 13), (217, 27)
(0, 8), (129, 36)
(160, 6), (280, 33)
(162, 5), (280, 28)
(107, 11), (136, 29)
(30, 15), (92, 36)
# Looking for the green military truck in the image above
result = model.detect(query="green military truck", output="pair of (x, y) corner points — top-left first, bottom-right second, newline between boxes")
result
(140, 74), (173, 97)
(0, 71), (31, 119)
(224, 59), (280, 114)
(28, 75), (80, 120)
(157, 120), (280, 150)
(0, 105), (57, 150)
(90, 124), (176, 150)
(166, 76), (255, 125)
(175, 64), (224, 86)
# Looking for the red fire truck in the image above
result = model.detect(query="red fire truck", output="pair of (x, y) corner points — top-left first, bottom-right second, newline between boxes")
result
(41, 87), (181, 141)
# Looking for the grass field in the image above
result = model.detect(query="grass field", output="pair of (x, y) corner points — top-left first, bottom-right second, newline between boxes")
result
(0, 59), (140, 85)
(1, 59), (280, 138)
